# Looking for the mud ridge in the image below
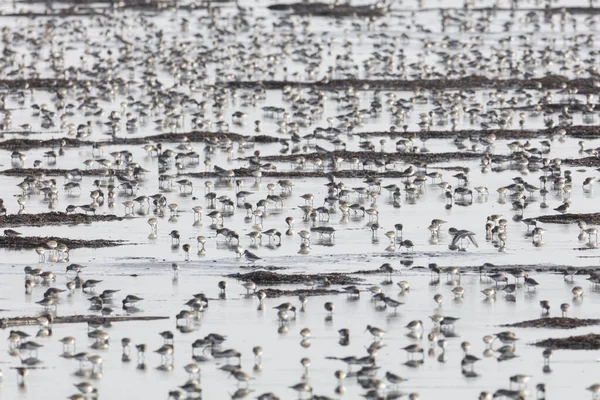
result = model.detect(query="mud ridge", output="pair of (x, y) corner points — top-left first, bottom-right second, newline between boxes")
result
(502, 317), (600, 329)
(349, 125), (600, 140)
(351, 269), (389, 275)
(0, 314), (168, 329)
(226, 270), (361, 285)
(532, 333), (600, 350)
(0, 131), (278, 150)
(563, 157), (600, 167)
(261, 150), (484, 164)
(0, 168), (106, 177)
(0, 212), (124, 228)
(227, 75), (600, 94)
(533, 213), (600, 225)
(261, 288), (343, 298)
(0, 78), (89, 90)
(268, 2), (387, 17)
(184, 164), (478, 179)
(0, 235), (126, 249)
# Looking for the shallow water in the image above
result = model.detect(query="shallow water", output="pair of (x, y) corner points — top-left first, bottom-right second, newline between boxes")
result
(0, 0), (600, 398)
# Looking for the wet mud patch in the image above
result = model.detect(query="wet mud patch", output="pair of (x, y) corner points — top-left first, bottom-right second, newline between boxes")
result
(533, 212), (600, 225)
(261, 288), (343, 298)
(0, 212), (123, 228)
(0, 235), (126, 249)
(532, 333), (600, 350)
(268, 2), (387, 17)
(502, 317), (600, 329)
(0, 314), (168, 329)
(226, 270), (361, 285)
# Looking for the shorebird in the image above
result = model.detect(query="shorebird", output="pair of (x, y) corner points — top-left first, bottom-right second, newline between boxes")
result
(365, 325), (385, 341)
(586, 384), (600, 399)
(60, 336), (76, 353)
(560, 303), (570, 317)
(531, 227), (546, 243)
(402, 344), (424, 360)
(231, 369), (254, 387)
(540, 300), (550, 314)
(448, 228), (478, 251)
(243, 250), (261, 264)
(385, 371), (408, 387)
(154, 344), (174, 365)
(242, 281), (257, 295)
(250, 346), (263, 366)
(122, 295), (143, 307)
(452, 286), (465, 298)
(399, 239), (414, 252)
(524, 274), (539, 290)
(169, 230), (181, 245)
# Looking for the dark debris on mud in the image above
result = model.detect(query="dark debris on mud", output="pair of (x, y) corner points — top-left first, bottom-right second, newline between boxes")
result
(534, 213), (600, 225)
(0, 314), (168, 329)
(0, 212), (123, 228)
(226, 270), (361, 285)
(532, 333), (600, 350)
(268, 2), (387, 17)
(502, 317), (600, 329)
(0, 235), (125, 249)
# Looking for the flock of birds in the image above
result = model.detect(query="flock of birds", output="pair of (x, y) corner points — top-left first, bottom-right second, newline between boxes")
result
(9, 258), (600, 400)
(1, 0), (600, 399)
